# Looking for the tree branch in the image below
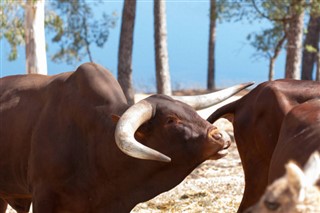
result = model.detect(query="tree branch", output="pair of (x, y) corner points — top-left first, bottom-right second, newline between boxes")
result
(251, 0), (291, 22)
(273, 33), (286, 60)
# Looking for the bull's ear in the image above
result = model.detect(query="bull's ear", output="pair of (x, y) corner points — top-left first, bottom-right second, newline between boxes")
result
(111, 114), (120, 124)
(112, 114), (146, 141)
(223, 113), (234, 123)
(135, 131), (146, 141)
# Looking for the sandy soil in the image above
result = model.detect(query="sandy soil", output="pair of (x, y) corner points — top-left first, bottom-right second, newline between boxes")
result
(6, 95), (245, 213)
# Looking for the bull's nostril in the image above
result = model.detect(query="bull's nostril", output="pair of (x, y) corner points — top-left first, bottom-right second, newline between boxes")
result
(212, 133), (222, 140)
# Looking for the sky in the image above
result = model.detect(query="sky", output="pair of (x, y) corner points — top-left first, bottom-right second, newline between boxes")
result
(0, 0), (287, 92)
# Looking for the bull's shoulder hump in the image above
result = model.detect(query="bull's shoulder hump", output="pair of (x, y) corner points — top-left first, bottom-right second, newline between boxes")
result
(70, 63), (115, 81)
(67, 63), (117, 87)
(65, 63), (127, 105)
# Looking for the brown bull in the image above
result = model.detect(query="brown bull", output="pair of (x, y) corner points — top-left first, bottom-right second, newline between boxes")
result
(0, 63), (250, 213)
(207, 79), (320, 212)
(245, 99), (320, 213)
(269, 98), (320, 184)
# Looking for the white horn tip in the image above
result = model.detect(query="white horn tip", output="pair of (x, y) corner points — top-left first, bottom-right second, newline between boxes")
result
(239, 81), (255, 88)
(158, 155), (171, 163)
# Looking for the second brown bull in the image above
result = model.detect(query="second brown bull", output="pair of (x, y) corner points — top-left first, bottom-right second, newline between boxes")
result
(207, 79), (320, 212)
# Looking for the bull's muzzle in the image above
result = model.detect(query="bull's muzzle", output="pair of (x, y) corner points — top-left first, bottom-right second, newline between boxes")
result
(208, 128), (231, 159)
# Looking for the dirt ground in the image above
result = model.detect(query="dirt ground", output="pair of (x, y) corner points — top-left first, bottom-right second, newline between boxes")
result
(6, 95), (245, 213)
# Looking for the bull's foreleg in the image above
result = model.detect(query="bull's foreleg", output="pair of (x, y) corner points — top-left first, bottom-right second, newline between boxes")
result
(237, 166), (270, 213)
(32, 186), (56, 213)
(0, 198), (8, 213)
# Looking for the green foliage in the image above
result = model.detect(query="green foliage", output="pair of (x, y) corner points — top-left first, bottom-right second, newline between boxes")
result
(0, 1), (25, 61)
(308, 0), (320, 16)
(215, 0), (256, 23)
(47, 0), (117, 64)
(247, 23), (285, 59)
(259, 1), (291, 19)
(246, 0), (312, 61)
(305, 44), (317, 53)
(214, 0), (290, 61)
(1, 0), (117, 64)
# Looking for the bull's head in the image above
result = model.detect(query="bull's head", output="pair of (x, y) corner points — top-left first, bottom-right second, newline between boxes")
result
(114, 82), (253, 162)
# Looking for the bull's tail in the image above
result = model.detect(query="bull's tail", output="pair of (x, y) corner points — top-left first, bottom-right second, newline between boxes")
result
(206, 99), (239, 124)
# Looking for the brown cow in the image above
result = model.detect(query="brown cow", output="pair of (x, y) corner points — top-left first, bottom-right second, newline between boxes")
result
(245, 99), (320, 212)
(268, 98), (320, 184)
(0, 63), (250, 213)
(207, 79), (320, 212)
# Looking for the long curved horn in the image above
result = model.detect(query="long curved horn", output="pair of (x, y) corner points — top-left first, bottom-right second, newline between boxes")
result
(115, 100), (171, 162)
(172, 82), (254, 110)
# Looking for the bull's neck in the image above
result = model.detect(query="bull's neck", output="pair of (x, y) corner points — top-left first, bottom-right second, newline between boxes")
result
(96, 153), (201, 212)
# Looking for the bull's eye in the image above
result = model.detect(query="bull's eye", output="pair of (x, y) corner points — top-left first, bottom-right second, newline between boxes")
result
(166, 118), (176, 124)
(166, 116), (180, 125)
(264, 200), (280, 211)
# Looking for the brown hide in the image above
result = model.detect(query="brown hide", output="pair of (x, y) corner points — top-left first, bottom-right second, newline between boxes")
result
(269, 99), (320, 184)
(0, 63), (229, 212)
(207, 79), (320, 212)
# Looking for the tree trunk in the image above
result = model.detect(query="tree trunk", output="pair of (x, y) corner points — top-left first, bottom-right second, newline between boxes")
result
(154, 0), (172, 95)
(25, 0), (47, 75)
(285, 0), (305, 79)
(268, 57), (275, 81)
(316, 52), (320, 81)
(118, 0), (136, 105)
(301, 12), (320, 80)
(207, 0), (216, 90)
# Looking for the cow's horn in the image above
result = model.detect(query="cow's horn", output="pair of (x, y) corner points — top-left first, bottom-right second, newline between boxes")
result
(172, 82), (254, 110)
(115, 100), (171, 163)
